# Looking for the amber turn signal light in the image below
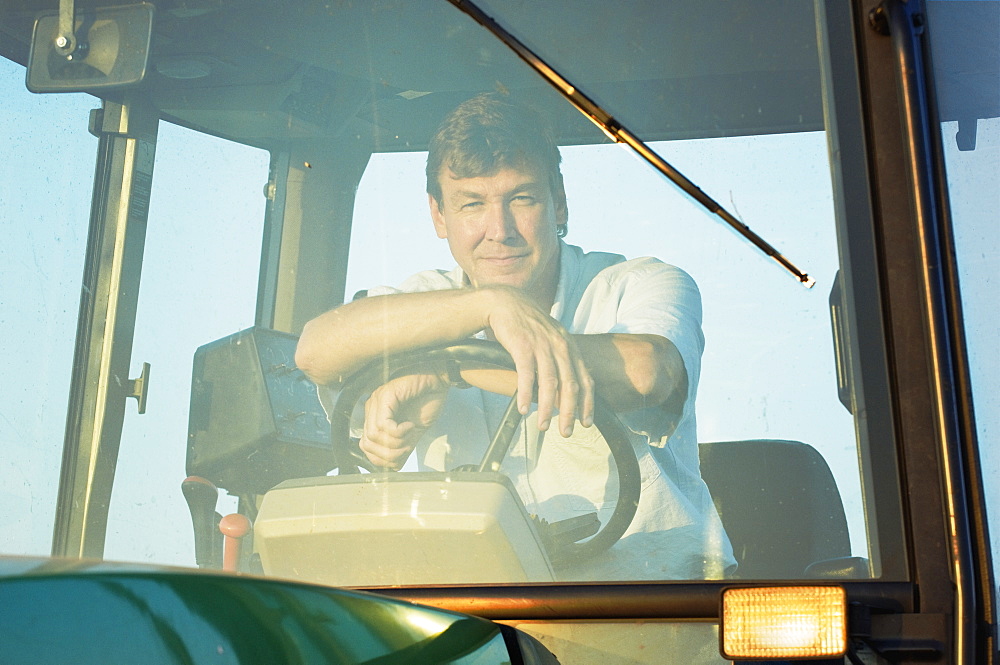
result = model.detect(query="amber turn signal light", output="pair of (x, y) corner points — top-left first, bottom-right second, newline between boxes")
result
(721, 586), (847, 660)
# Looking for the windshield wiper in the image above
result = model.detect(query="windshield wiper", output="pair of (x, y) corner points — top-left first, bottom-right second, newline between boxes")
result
(447, 0), (815, 288)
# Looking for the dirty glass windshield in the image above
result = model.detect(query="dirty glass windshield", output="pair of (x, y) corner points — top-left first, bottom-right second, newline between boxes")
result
(1, 0), (901, 590)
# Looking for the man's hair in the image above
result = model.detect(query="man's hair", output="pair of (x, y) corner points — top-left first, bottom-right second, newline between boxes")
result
(426, 93), (567, 236)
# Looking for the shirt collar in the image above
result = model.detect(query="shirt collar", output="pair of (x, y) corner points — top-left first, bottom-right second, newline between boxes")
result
(549, 240), (576, 322)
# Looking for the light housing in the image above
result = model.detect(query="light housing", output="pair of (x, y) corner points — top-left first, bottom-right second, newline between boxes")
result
(721, 586), (848, 660)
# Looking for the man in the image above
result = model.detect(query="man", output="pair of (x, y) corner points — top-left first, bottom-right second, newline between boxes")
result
(296, 93), (735, 580)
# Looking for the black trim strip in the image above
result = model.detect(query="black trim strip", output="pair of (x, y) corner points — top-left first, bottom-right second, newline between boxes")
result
(367, 581), (914, 621)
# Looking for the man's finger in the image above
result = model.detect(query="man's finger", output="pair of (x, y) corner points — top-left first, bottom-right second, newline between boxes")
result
(367, 386), (399, 425)
(578, 361), (595, 428)
(366, 386), (418, 438)
(365, 419), (414, 445)
(552, 345), (582, 437)
(512, 351), (537, 418)
(360, 436), (395, 468)
(534, 353), (560, 431)
(360, 435), (411, 469)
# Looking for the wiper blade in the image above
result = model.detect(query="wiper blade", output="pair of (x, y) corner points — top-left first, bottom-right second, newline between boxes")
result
(447, 0), (815, 288)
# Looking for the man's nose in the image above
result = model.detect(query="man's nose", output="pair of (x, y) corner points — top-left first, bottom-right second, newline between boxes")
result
(483, 203), (517, 241)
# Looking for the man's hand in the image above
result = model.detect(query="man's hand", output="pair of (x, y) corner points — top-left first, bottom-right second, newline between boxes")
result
(486, 286), (594, 438)
(359, 372), (448, 470)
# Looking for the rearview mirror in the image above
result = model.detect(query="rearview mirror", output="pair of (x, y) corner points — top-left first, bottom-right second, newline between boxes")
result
(26, 2), (154, 93)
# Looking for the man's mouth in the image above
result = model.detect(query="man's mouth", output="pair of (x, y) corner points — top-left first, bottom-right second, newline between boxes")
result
(482, 254), (527, 264)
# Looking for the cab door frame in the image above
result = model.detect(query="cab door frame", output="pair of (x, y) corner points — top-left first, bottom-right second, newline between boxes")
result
(52, 95), (158, 559)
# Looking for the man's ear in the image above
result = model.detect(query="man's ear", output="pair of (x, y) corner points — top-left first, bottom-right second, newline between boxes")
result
(429, 193), (448, 239)
(553, 175), (569, 228)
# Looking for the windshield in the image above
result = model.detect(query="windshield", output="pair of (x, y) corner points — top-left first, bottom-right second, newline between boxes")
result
(1, 0), (903, 593)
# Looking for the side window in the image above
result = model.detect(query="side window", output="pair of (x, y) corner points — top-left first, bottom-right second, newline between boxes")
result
(347, 152), (453, 296)
(103, 124), (269, 565)
(0, 61), (94, 556)
(927, 0), (1000, 567)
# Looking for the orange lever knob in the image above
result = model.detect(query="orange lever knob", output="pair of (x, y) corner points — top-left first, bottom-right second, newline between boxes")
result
(219, 513), (251, 572)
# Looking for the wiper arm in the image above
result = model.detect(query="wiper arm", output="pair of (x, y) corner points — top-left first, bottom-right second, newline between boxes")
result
(447, 0), (815, 288)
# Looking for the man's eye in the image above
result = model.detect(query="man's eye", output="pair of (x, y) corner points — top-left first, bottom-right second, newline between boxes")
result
(460, 201), (483, 210)
(511, 195), (536, 205)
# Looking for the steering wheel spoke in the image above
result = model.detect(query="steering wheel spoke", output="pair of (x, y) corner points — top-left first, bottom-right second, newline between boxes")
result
(477, 393), (523, 473)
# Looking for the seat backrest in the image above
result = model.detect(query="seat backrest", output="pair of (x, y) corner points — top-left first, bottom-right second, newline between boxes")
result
(698, 439), (851, 578)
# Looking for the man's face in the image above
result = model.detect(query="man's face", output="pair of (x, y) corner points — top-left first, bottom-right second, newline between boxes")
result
(429, 165), (567, 305)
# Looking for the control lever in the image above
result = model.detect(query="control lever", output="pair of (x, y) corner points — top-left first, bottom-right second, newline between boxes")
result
(219, 513), (252, 572)
(534, 512), (601, 560)
(181, 476), (222, 568)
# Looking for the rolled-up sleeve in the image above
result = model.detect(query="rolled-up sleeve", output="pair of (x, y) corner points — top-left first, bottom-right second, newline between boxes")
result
(572, 258), (704, 460)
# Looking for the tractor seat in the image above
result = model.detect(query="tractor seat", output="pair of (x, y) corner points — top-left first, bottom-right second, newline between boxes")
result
(698, 439), (855, 579)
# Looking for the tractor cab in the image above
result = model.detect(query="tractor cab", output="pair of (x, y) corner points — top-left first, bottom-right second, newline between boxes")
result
(0, 1), (996, 663)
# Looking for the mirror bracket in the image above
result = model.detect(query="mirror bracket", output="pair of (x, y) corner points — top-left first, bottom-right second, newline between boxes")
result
(55, 0), (80, 58)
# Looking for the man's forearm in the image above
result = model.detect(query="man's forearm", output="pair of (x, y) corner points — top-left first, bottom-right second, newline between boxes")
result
(295, 289), (491, 385)
(440, 332), (686, 419)
(298, 284), (596, 435)
(295, 287), (680, 434)
(573, 333), (687, 414)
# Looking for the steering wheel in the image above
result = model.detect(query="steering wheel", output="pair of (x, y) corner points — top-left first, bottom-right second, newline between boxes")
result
(328, 339), (641, 565)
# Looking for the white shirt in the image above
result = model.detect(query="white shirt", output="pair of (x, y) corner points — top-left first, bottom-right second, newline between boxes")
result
(368, 242), (736, 580)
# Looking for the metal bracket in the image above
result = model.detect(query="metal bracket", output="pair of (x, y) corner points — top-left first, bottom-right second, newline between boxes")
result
(127, 362), (151, 414)
(850, 604), (947, 657)
(869, 3), (890, 35)
(87, 108), (104, 138)
(55, 0), (82, 58)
